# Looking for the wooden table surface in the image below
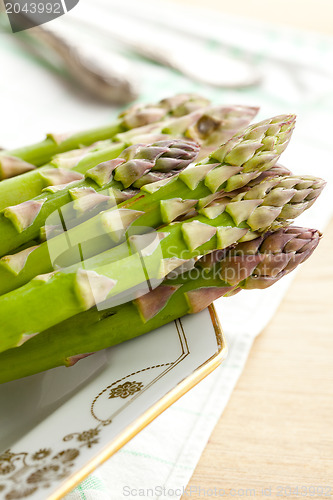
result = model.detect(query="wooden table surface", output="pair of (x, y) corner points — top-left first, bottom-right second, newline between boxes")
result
(182, 220), (333, 498)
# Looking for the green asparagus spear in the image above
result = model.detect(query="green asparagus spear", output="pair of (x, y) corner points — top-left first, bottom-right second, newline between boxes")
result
(0, 142), (125, 211)
(0, 117), (313, 299)
(0, 113), (292, 257)
(0, 110), (194, 209)
(0, 137), (200, 257)
(0, 105), (261, 253)
(0, 225), (320, 383)
(0, 93), (210, 176)
(0, 164), (302, 296)
(0, 172), (323, 353)
(0, 103), (257, 213)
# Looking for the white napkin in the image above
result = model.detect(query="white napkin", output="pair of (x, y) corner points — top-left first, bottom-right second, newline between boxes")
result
(1, 2), (332, 498)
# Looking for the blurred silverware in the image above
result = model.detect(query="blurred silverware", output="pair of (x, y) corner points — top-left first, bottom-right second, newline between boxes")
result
(117, 32), (262, 88)
(0, 0), (138, 105)
(64, 7), (262, 88)
(26, 25), (138, 104)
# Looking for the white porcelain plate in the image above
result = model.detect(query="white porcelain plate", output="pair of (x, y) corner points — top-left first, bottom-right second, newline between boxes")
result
(0, 305), (226, 500)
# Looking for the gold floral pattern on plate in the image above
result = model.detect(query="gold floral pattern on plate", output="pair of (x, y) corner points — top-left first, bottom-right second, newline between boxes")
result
(109, 381), (144, 399)
(0, 447), (79, 499)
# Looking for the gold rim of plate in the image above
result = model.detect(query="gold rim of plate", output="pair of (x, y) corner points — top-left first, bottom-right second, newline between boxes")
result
(49, 304), (227, 500)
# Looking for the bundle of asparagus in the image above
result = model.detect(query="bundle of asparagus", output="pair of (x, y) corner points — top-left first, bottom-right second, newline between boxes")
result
(0, 94), (326, 383)
(0, 226), (321, 384)
(0, 113), (296, 256)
